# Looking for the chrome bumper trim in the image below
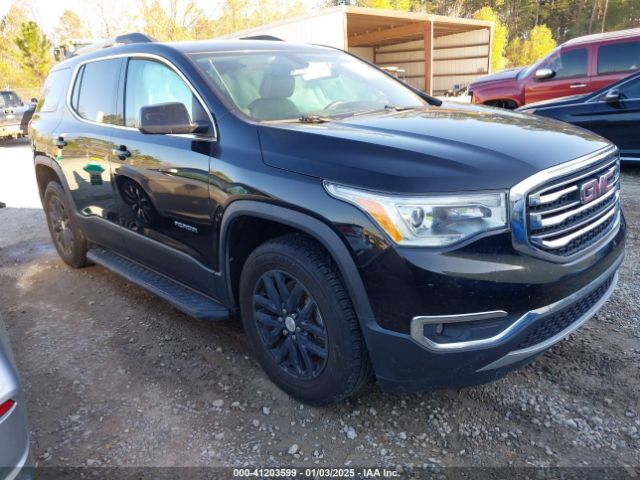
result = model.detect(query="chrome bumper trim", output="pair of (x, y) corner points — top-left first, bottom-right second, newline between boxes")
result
(410, 253), (623, 353)
(478, 270), (618, 372)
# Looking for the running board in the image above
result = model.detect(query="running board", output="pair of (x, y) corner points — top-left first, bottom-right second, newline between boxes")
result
(87, 247), (229, 321)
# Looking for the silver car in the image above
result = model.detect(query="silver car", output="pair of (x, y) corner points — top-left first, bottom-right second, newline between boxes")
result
(0, 320), (31, 480)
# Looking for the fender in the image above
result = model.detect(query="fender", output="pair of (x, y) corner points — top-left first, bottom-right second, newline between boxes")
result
(219, 200), (377, 330)
(33, 154), (79, 212)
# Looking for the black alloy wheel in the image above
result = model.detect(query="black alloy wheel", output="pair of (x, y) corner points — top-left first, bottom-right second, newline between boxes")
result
(239, 234), (372, 405)
(48, 195), (74, 257)
(253, 270), (328, 379)
(43, 181), (88, 268)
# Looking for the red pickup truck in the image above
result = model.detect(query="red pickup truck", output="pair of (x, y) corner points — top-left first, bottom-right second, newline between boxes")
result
(469, 28), (640, 109)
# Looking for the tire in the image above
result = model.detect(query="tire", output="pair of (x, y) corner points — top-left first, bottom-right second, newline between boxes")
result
(43, 181), (88, 268)
(239, 233), (372, 405)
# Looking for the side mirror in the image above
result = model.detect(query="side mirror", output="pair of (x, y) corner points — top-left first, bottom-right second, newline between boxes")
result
(137, 102), (207, 135)
(604, 88), (621, 103)
(534, 68), (555, 81)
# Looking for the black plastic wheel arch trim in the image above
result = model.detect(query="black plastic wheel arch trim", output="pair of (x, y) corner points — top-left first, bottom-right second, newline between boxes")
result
(219, 200), (378, 329)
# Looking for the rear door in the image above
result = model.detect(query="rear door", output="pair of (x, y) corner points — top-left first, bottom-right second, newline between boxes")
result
(56, 57), (125, 251)
(589, 75), (640, 160)
(524, 47), (591, 104)
(591, 40), (640, 92)
(109, 56), (217, 295)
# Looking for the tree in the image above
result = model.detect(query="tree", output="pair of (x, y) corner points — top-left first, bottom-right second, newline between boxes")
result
(0, 4), (28, 88)
(54, 10), (89, 43)
(14, 21), (52, 84)
(473, 6), (508, 72)
(507, 24), (556, 67)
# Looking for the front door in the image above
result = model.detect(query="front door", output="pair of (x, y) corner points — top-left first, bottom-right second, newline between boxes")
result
(109, 57), (217, 295)
(525, 47), (591, 104)
(589, 75), (640, 160)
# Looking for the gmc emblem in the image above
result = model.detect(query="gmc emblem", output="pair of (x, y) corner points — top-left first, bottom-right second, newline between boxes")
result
(579, 167), (616, 204)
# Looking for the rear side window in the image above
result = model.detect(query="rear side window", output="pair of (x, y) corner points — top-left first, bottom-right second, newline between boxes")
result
(598, 41), (640, 74)
(37, 68), (70, 112)
(73, 58), (122, 125)
(547, 48), (588, 79)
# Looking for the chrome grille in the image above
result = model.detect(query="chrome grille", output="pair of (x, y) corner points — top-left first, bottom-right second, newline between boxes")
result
(525, 154), (620, 259)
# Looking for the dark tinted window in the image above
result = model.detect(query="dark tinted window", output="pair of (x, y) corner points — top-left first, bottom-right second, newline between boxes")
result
(37, 68), (70, 112)
(620, 75), (640, 99)
(598, 41), (640, 74)
(75, 58), (122, 125)
(547, 48), (588, 79)
(124, 58), (207, 128)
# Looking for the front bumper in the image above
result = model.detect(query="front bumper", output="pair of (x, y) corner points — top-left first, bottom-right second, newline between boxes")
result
(361, 227), (625, 393)
(0, 124), (23, 138)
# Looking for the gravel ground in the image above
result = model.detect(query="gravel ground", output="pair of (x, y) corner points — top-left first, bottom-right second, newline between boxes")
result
(1, 138), (639, 474)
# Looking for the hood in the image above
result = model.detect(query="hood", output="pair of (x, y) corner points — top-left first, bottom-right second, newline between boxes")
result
(258, 103), (610, 194)
(470, 67), (524, 88)
(518, 94), (591, 111)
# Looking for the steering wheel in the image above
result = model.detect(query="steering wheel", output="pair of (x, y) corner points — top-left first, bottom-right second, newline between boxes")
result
(323, 100), (347, 111)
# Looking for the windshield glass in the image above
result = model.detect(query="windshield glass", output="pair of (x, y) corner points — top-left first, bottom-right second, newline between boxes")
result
(517, 47), (560, 79)
(0, 91), (23, 108)
(190, 49), (426, 121)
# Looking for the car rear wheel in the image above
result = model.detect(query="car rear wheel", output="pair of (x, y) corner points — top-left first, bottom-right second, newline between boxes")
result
(239, 234), (372, 405)
(43, 181), (88, 268)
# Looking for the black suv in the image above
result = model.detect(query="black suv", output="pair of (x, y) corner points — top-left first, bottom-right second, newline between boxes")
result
(31, 34), (625, 405)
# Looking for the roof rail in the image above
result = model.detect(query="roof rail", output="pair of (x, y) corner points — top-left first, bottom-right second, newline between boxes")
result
(240, 35), (283, 41)
(61, 32), (156, 60)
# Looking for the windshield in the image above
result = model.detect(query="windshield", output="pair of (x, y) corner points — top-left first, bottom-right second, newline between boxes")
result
(0, 91), (23, 108)
(517, 47), (560, 79)
(190, 49), (426, 121)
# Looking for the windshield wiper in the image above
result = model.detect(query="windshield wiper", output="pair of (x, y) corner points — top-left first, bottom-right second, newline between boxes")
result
(383, 104), (416, 111)
(298, 114), (332, 123)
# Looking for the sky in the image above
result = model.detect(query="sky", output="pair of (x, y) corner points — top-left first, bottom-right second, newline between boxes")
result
(0, 0), (321, 37)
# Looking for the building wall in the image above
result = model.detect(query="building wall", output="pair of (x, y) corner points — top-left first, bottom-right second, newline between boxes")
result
(432, 29), (490, 94)
(374, 40), (426, 91)
(348, 46), (374, 62)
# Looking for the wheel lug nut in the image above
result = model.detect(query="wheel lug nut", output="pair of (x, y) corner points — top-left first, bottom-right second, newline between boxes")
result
(283, 329), (288, 335)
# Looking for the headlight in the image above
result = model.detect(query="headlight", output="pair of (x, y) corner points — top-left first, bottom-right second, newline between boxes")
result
(521, 108), (536, 114)
(324, 182), (508, 247)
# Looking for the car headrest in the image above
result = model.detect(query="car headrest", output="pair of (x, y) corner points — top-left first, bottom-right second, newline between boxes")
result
(259, 64), (295, 99)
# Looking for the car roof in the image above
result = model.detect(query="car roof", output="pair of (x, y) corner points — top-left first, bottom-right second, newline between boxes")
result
(51, 38), (336, 73)
(563, 28), (640, 47)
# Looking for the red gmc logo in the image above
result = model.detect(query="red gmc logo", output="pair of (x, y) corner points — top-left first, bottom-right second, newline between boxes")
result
(580, 167), (616, 204)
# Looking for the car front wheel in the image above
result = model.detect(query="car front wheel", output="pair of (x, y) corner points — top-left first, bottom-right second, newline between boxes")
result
(239, 234), (372, 405)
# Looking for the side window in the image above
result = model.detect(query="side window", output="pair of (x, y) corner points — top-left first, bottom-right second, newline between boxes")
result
(74, 58), (122, 125)
(124, 58), (207, 128)
(70, 65), (84, 111)
(598, 41), (640, 74)
(37, 68), (70, 113)
(547, 48), (588, 79)
(619, 76), (640, 99)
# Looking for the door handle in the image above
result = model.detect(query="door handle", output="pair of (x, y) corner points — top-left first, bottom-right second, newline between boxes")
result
(570, 83), (587, 89)
(159, 168), (179, 175)
(55, 136), (67, 149)
(112, 145), (131, 160)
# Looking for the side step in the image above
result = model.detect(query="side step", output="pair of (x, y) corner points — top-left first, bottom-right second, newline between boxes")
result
(87, 247), (229, 321)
